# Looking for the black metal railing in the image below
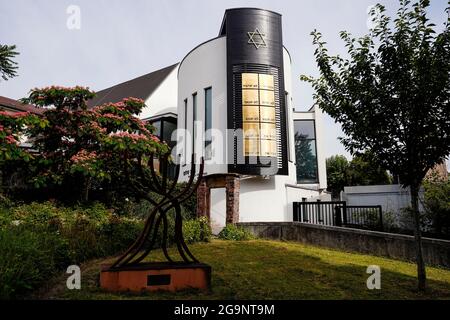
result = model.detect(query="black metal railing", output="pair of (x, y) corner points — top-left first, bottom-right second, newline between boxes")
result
(293, 200), (383, 231)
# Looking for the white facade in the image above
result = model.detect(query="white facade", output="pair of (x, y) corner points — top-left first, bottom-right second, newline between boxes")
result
(172, 35), (328, 232)
(141, 66), (179, 119)
(177, 37), (228, 175)
(116, 9), (330, 231)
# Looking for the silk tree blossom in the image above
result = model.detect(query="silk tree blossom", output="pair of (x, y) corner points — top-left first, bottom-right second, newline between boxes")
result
(102, 113), (123, 121)
(0, 111), (30, 118)
(70, 150), (97, 163)
(4, 135), (18, 145)
(110, 131), (149, 141)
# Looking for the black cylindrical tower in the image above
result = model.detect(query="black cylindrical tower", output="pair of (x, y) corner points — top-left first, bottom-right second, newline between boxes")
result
(222, 8), (288, 176)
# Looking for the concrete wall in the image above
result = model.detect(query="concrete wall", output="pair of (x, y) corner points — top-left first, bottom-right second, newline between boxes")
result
(341, 184), (424, 230)
(238, 222), (450, 268)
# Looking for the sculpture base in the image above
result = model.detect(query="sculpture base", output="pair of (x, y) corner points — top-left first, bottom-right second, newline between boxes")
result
(100, 262), (211, 293)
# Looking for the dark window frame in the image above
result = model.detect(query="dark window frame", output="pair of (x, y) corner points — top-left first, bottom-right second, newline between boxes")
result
(294, 119), (319, 184)
(184, 98), (188, 164)
(192, 92), (197, 157)
(204, 87), (212, 160)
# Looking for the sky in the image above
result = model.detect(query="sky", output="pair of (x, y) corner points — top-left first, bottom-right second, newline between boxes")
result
(0, 0), (448, 165)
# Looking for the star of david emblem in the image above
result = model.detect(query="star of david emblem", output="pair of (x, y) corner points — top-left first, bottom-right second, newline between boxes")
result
(247, 28), (267, 49)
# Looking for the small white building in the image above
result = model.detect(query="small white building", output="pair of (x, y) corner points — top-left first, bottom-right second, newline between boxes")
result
(89, 8), (329, 232)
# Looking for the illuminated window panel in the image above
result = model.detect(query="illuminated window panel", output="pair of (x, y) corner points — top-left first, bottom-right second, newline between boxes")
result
(243, 105), (260, 122)
(242, 73), (259, 89)
(260, 106), (276, 123)
(260, 122), (277, 140)
(260, 139), (277, 157)
(243, 122), (260, 139)
(259, 90), (275, 107)
(244, 139), (259, 156)
(242, 89), (259, 105)
(259, 74), (274, 91)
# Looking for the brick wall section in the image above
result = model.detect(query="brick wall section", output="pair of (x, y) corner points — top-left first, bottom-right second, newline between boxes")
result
(196, 179), (210, 219)
(196, 174), (240, 225)
(225, 176), (240, 224)
(238, 222), (450, 268)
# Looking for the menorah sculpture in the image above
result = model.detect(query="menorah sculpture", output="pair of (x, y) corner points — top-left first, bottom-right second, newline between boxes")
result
(100, 153), (211, 293)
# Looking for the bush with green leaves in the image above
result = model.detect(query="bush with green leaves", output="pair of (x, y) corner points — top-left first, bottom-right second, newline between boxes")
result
(0, 227), (70, 299)
(183, 216), (212, 243)
(0, 199), (214, 298)
(218, 224), (255, 241)
(423, 175), (450, 237)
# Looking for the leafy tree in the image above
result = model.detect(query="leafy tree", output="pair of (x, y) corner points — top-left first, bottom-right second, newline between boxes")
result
(21, 86), (168, 202)
(326, 154), (392, 199)
(326, 155), (349, 199)
(347, 154), (392, 186)
(0, 111), (47, 192)
(302, 0), (450, 290)
(0, 44), (19, 81)
(423, 174), (450, 236)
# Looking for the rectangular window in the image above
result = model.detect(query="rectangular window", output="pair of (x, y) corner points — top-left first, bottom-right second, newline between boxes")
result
(184, 99), (188, 163)
(204, 87), (212, 160)
(294, 120), (318, 183)
(192, 93), (197, 157)
(285, 92), (291, 162)
(241, 73), (277, 158)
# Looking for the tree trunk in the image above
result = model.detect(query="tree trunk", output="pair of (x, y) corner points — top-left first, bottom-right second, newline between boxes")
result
(82, 176), (91, 203)
(411, 183), (426, 291)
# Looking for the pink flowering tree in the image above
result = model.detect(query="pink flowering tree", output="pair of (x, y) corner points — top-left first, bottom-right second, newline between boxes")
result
(0, 110), (47, 193)
(22, 86), (168, 202)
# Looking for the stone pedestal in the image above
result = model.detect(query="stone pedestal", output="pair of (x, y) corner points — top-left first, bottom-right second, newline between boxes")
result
(100, 262), (211, 293)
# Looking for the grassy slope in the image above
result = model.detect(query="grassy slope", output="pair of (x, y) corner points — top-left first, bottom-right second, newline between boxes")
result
(37, 239), (450, 300)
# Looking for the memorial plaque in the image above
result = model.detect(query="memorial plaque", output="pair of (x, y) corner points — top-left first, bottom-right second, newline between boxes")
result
(242, 73), (259, 89)
(244, 139), (259, 156)
(260, 139), (277, 157)
(260, 122), (277, 140)
(259, 90), (275, 107)
(243, 105), (260, 122)
(243, 122), (260, 139)
(260, 106), (276, 123)
(259, 74), (274, 91)
(242, 89), (259, 105)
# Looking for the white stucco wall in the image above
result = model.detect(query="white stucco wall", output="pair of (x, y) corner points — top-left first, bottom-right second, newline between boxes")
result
(341, 184), (424, 230)
(141, 65), (179, 119)
(177, 36), (228, 178)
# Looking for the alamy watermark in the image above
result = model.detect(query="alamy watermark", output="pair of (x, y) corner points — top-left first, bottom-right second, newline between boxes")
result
(66, 265), (81, 290)
(366, 265), (381, 290)
(66, 5), (81, 30)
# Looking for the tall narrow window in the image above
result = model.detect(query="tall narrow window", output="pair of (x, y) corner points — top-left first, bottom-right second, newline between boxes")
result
(184, 99), (188, 163)
(204, 87), (212, 160)
(192, 93), (197, 157)
(294, 120), (318, 183)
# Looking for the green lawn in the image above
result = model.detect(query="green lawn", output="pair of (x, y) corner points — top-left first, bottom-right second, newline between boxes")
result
(36, 239), (450, 300)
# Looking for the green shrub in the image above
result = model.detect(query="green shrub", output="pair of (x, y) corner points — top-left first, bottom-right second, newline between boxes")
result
(0, 197), (211, 299)
(218, 224), (255, 241)
(423, 176), (450, 236)
(97, 215), (144, 256)
(0, 227), (70, 299)
(183, 217), (212, 243)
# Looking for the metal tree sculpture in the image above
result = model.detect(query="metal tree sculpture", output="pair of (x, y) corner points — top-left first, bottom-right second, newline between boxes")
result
(110, 153), (204, 269)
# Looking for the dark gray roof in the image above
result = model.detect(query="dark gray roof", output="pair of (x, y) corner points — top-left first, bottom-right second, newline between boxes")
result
(87, 63), (178, 108)
(0, 96), (44, 114)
